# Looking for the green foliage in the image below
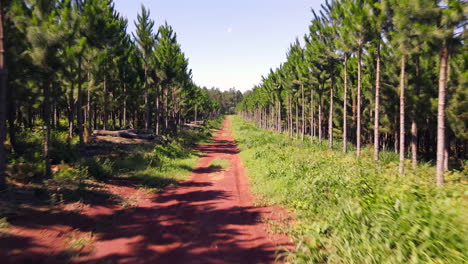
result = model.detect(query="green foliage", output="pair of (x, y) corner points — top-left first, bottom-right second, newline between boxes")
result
(205, 88), (243, 114)
(8, 161), (44, 182)
(80, 157), (114, 180)
(231, 116), (468, 264)
(53, 164), (82, 180)
(50, 131), (80, 164)
(204, 116), (225, 130)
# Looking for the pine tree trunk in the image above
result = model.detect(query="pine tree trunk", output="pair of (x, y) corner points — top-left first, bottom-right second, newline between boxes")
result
(311, 88), (315, 139)
(318, 90), (322, 143)
(411, 56), (420, 169)
(43, 77), (52, 179)
(111, 93), (116, 129)
(165, 86), (169, 132)
(329, 74), (334, 148)
(77, 57), (83, 145)
(144, 65), (150, 130)
(103, 76), (108, 130)
(343, 55), (348, 153)
(123, 75), (127, 128)
(374, 44), (381, 161)
(436, 46), (449, 186)
(289, 94), (293, 137)
(277, 97), (282, 133)
(123, 97), (127, 128)
(86, 71), (91, 131)
(301, 83), (305, 141)
(155, 85), (160, 135)
(399, 54), (406, 175)
(287, 95), (291, 137)
(0, 0), (6, 189)
(357, 46), (362, 156)
(295, 101), (298, 139)
(68, 81), (75, 137)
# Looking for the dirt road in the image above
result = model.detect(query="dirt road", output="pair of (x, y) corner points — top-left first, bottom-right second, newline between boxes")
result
(1, 117), (290, 264)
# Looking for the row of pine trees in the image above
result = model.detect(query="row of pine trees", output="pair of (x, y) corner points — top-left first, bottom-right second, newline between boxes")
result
(0, 0), (221, 188)
(237, 0), (467, 185)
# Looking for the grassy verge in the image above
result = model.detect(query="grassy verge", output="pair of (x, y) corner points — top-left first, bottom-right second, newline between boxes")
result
(230, 115), (467, 264)
(2, 116), (224, 213)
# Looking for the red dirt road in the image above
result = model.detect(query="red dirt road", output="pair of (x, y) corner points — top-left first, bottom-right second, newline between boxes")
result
(1, 117), (291, 264)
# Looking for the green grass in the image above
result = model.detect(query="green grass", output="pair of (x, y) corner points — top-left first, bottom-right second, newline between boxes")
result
(230, 115), (468, 264)
(209, 159), (230, 170)
(4, 116), (224, 209)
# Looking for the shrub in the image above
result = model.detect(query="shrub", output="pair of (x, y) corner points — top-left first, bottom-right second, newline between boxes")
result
(80, 157), (114, 180)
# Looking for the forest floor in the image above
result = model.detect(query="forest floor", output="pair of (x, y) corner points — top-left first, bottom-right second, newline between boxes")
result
(0, 117), (292, 264)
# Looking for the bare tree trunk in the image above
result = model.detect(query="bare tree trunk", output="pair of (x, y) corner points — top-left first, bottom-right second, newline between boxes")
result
(301, 83), (305, 141)
(144, 65), (150, 130)
(343, 55), (348, 153)
(356, 46), (362, 156)
(329, 74), (334, 148)
(436, 46), (449, 186)
(43, 77), (52, 178)
(399, 54), (406, 175)
(76, 57), (83, 145)
(318, 90), (322, 143)
(287, 95), (291, 137)
(155, 85), (160, 135)
(277, 97), (282, 133)
(295, 101), (298, 139)
(311, 88), (315, 139)
(86, 71), (91, 131)
(103, 77), (108, 130)
(0, 0), (6, 189)
(111, 92), (116, 129)
(123, 77), (127, 129)
(164, 86), (168, 131)
(410, 57), (420, 168)
(374, 44), (381, 161)
(289, 94), (293, 137)
(68, 81), (75, 137)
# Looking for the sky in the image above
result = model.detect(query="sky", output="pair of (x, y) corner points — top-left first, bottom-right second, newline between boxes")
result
(113, 0), (326, 92)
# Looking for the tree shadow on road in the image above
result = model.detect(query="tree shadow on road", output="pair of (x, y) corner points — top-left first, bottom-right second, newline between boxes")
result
(0, 179), (286, 264)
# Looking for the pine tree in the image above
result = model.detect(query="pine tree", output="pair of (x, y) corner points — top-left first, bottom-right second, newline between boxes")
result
(11, 0), (68, 178)
(134, 5), (154, 131)
(0, 0), (7, 189)
(435, 0), (466, 186)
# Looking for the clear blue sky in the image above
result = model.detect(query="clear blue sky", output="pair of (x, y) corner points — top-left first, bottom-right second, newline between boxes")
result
(114, 0), (325, 92)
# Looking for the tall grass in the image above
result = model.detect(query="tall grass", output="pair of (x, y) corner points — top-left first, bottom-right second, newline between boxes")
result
(231, 116), (467, 264)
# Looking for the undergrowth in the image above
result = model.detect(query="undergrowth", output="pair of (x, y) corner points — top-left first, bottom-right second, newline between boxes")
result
(4, 116), (224, 207)
(230, 115), (467, 264)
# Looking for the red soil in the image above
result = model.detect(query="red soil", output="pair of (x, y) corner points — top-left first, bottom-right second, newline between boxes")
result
(0, 117), (292, 264)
